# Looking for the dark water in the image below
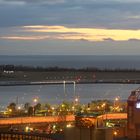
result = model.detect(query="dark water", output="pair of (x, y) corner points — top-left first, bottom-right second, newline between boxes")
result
(0, 55), (140, 109)
(0, 84), (139, 109)
(0, 55), (140, 69)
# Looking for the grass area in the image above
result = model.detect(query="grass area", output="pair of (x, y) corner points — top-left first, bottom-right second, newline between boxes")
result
(1, 70), (140, 82)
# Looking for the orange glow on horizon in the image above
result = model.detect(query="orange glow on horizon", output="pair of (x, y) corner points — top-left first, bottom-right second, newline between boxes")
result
(1, 25), (140, 41)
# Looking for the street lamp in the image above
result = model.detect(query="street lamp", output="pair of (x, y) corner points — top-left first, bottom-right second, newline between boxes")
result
(75, 98), (78, 102)
(63, 81), (67, 100)
(9, 109), (12, 113)
(101, 103), (106, 108)
(101, 103), (107, 126)
(33, 98), (38, 116)
(17, 106), (21, 110)
(114, 97), (119, 105)
(73, 81), (76, 99)
(25, 126), (29, 132)
(74, 97), (79, 105)
(73, 81), (78, 105)
(114, 96), (120, 112)
(33, 98), (38, 103)
(113, 130), (118, 139)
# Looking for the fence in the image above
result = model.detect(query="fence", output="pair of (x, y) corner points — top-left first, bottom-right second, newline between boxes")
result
(0, 131), (55, 140)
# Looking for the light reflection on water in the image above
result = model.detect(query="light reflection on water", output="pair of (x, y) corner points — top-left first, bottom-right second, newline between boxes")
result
(0, 84), (139, 107)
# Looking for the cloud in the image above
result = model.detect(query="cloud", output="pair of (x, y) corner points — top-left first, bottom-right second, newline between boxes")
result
(0, 35), (50, 40)
(23, 25), (140, 41)
(0, 0), (65, 5)
(103, 38), (115, 41)
(0, 0), (25, 5)
(1, 0), (140, 30)
(128, 38), (140, 41)
(1, 25), (140, 42)
(0, 0), (140, 30)
(127, 15), (140, 19)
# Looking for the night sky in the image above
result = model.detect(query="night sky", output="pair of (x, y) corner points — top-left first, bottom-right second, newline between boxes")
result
(0, 0), (140, 55)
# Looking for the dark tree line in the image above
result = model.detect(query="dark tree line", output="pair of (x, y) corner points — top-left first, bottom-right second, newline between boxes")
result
(0, 64), (139, 72)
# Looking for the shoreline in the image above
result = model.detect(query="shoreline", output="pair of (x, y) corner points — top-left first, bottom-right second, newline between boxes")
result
(0, 79), (140, 86)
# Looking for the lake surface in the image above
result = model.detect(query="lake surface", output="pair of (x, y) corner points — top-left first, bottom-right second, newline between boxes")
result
(1, 55), (140, 109)
(0, 84), (139, 109)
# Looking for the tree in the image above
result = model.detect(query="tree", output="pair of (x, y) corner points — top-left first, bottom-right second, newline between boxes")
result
(7, 102), (16, 112)
(45, 103), (51, 110)
(24, 102), (30, 111)
(57, 101), (72, 115)
(28, 106), (34, 116)
(34, 103), (41, 112)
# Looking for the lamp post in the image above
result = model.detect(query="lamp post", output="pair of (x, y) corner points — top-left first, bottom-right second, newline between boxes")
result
(101, 103), (107, 126)
(73, 97), (79, 113)
(33, 98), (38, 104)
(113, 130), (118, 139)
(114, 96), (120, 112)
(63, 81), (66, 100)
(114, 97), (119, 104)
(75, 97), (79, 104)
(73, 81), (76, 99)
(33, 98), (38, 116)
